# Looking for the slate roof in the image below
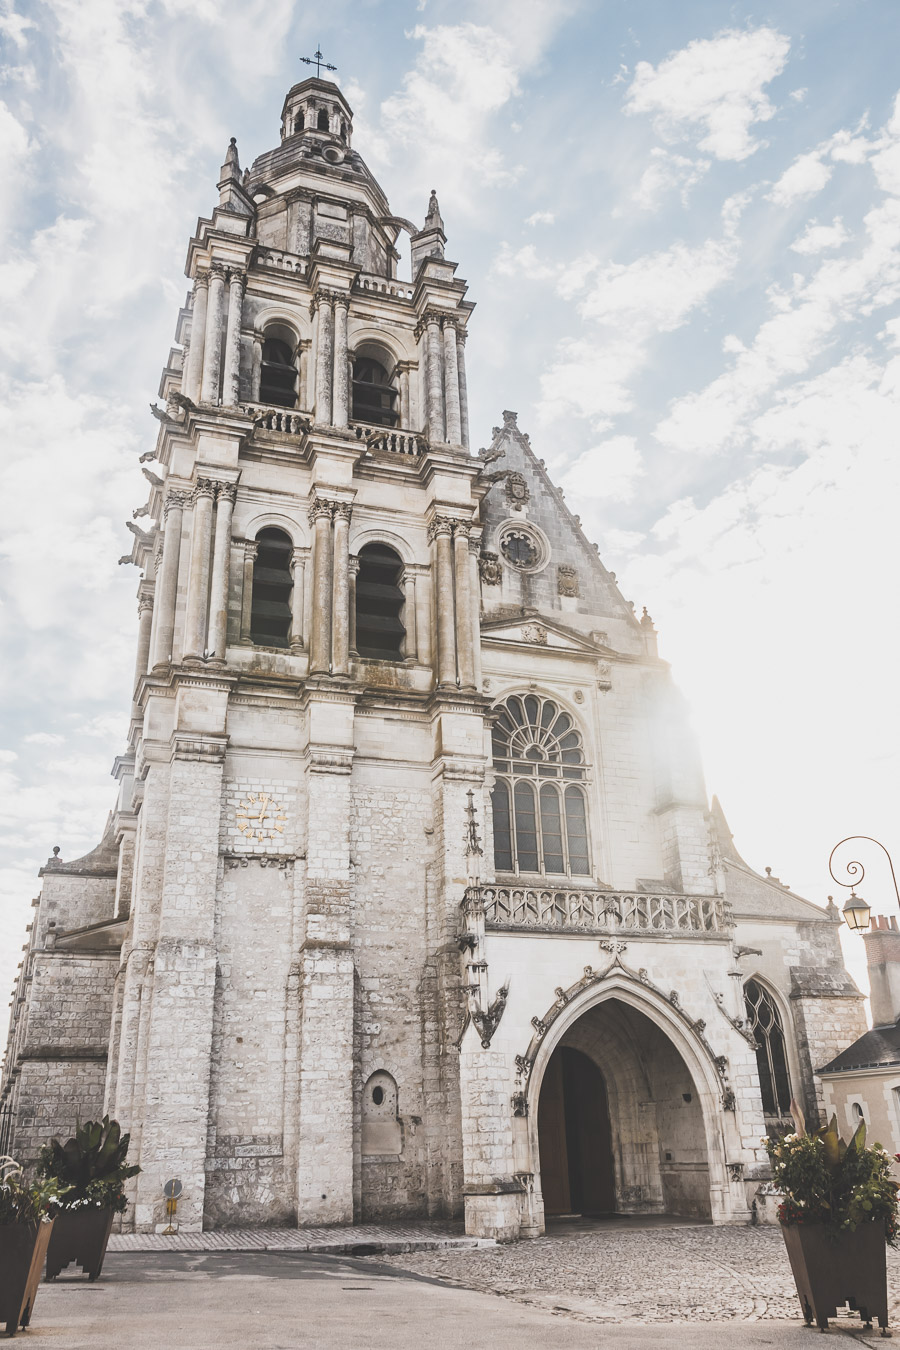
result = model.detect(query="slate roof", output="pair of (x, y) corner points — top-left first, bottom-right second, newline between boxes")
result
(818, 1023), (900, 1074)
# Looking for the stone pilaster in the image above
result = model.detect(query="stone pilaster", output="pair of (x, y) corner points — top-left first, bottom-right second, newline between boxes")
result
(205, 483), (237, 664)
(456, 328), (469, 450)
(237, 538), (258, 645)
(442, 318), (462, 446)
(331, 502), (351, 676)
(309, 497), (334, 674)
(150, 491), (188, 670)
(290, 547), (308, 651)
(453, 523), (475, 689)
(250, 335), (262, 402)
(348, 556), (359, 656)
(314, 293), (334, 425)
(182, 479), (216, 663)
(429, 517), (456, 688)
(200, 264), (226, 404)
(221, 271), (245, 406)
(132, 588), (154, 716)
(183, 274), (208, 402)
(468, 531), (482, 691)
(424, 312), (444, 442)
(332, 296), (349, 429)
(401, 567), (418, 662)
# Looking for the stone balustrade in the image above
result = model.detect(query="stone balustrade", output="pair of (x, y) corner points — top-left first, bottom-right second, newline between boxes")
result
(244, 404), (308, 435)
(253, 247), (308, 276)
(483, 886), (731, 935)
(352, 422), (426, 456)
(355, 274), (414, 301)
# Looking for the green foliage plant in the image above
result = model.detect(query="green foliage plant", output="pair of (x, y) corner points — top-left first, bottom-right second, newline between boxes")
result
(37, 1117), (140, 1214)
(765, 1114), (900, 1244)
(0, 1156), (64, 1226)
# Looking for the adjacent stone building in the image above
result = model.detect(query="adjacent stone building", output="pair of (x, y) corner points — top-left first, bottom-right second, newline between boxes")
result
(0, 75), (868, 1239)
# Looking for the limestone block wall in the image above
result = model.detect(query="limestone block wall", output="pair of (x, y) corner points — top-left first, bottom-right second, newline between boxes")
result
(12, 1059), (108, 1166)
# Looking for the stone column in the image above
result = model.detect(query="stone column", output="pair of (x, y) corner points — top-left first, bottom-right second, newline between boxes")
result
(442, 318), (462, 445)
(332, 296), (349, 429)
(200, 264), (226, 404)
(290, 548), (306, 652)
(402, 568), (418, 661)
(183, 274), (208, 402)
(205, 483), (237, 664)
(150, 492), (187, 669)
(430, 518), (457, 687)
(456, 328), (470, 450)
(314, 293), (334, 425)
(454, 523), (475, 688)
(182, 478), (216, 662)
(398, 362), (411, 429)
(238, 539), (258, 644)
(414, 564), (433, 670)
(222, 271), (245, 406)
(298, 341), (310, 410)
(425, 312), (445, 442)
(331, 503), (351, 676)
(468, 533), (482, 690)
(250, 336), (262, 402)
(132, 590), (154, 715)
(309, 498), (334, 674)
(348, 556), (359, 656)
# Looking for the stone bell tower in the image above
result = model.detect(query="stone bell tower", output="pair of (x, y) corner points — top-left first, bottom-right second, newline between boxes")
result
(105, 73), (488, 1233)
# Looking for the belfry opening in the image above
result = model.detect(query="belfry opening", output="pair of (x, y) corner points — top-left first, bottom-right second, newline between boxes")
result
(536, 999), (712, 1222)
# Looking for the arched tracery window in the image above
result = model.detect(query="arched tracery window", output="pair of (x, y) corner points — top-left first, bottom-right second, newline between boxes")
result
(352, 355), (398, 427)
(260, 337), (298, 408)
(490, 695), (591, 877)
(744, 979), (792, 1120)
(250, 527), (293, 647)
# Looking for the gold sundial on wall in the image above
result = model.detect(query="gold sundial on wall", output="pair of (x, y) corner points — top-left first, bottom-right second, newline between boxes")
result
(236, 792), (287, 844)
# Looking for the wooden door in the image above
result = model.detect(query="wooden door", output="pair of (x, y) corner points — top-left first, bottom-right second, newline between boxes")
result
(537, 1049), (571, 1214)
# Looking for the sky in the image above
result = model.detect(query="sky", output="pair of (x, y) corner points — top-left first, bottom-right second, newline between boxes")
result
(1, 0), (899, 1016)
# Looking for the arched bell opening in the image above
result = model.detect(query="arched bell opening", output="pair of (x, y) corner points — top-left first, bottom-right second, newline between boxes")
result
(534, 995), (714, 1223)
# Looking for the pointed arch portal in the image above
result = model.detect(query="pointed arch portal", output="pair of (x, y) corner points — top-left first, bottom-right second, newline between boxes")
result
(533, 989), (719, 1222)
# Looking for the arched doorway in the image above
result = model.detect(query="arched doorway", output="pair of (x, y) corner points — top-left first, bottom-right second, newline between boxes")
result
(535, 997), (712, 1220)
(538, 1046), (615, 1215)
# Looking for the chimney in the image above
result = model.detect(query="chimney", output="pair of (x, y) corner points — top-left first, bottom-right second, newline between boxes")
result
(863, 914), (900, 1026)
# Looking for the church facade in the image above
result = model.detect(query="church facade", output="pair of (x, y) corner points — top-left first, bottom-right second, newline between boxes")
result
(0, 77), (867, 1240)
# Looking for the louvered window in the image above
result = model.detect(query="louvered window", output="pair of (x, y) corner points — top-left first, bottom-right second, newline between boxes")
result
(250, 528), (293, 648)
(355, 543), (404, 659)
(260, 338), (297, 409)
(352, 356), (398, 427)
(490, 695), (591, 877)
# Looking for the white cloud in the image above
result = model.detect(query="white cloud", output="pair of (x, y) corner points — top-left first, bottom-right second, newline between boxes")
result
(625, 27), (790, 162)
(631, 148), (709, 211)
(560, 436), (644, 503)
(790, 88), (807, 103)
(492, 242), (558, 281)
(23, 733), (65, 746)
(525, 210), (555, 226)
(768, 150), (833, 207)
(790, 218), (849, 255)
(0, 749), (18, 764)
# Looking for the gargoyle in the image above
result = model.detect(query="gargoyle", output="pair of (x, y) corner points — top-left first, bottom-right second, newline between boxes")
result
(149, 402), (177, 425)
(471, 981), (510, 1049)
(126, 520), (154, 546)
(142, 465), (165, 489)
(477, 444), (506, 467)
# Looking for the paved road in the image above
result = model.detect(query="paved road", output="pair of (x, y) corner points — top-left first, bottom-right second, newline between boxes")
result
(25, 1251), (885, 1349)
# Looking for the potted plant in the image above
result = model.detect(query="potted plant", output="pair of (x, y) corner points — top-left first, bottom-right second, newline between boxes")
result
(39, 1117), (140, 1282)
(765, 1111), (899, 1334)
(0, 1155), (61, 1336)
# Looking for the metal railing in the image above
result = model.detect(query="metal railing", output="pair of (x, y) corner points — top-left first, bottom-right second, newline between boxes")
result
(483, 886), (730, 935)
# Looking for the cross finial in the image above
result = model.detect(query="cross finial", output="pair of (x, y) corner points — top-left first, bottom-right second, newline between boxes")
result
(300, 46), (337, 79)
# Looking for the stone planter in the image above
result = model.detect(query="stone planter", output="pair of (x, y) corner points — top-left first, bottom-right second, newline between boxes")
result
(46, 1206), (116, 1282)
(0, 1217), (54, 1336)
(781, 1219), (889, 1333)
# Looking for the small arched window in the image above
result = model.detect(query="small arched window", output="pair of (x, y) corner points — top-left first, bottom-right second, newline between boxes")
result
(491, 695), (590, 877)
(250, 528), (293, 647)
(744, 979), (792, 1120)
(355, 543), (404, 659)
(317, 108), (329, 132)
(351, 356), (398, 427)
(294, 111), (305, 133)
(260, 337), (297, 408)
(340, 120), (347, 140)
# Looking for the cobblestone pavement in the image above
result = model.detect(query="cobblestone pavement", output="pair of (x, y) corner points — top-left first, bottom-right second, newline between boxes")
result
(374, 1220), (900, 1327)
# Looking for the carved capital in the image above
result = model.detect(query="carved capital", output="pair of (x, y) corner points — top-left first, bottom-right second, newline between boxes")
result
(308, 497), (334, 525)
(427, 515), (455, 543)
(193, 477), (217, 501)
(193, 271), (210, 293)
(467, 530), (483, 557)
(216, 482), (238, 506)
(208, 261), (227, 282)
(163, 489), (190, 517)
(239, 538), (259, 561)
(137, 595), (154, 617)
(349, 555), (360, 577)
(453, 521), (471, 541)
(226, 269), (246, 292)
(332, 501), (352, 523)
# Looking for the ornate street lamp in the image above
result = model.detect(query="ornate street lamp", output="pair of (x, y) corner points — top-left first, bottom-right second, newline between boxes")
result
(829, 836), (900, 934)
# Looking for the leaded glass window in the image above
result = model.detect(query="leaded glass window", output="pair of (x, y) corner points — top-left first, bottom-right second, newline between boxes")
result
(490, 695), (591, 877)
(744, 979), (792, 1119)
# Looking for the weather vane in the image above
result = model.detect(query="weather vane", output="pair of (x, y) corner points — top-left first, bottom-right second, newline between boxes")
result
(300, 46), (337, 79)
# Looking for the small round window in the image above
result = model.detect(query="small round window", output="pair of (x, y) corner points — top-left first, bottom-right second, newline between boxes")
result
(497, 522), (548, 574)
(371, 1086), (384, 1106)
